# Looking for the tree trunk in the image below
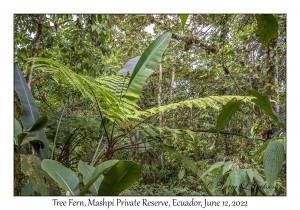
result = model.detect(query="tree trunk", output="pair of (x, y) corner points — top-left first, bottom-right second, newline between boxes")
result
(158, 63), (164, 168)
(26, 14), (46, 90)
(14, 145), (24, 196)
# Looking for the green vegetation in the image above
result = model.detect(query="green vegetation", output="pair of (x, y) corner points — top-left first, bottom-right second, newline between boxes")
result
(14, 14), (286, 196)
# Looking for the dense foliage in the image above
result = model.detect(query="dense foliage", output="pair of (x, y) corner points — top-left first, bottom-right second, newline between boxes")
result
(14, 14), (286, 196)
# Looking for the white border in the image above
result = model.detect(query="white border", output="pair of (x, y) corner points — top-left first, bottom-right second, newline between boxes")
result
(2, 1), (298, 209)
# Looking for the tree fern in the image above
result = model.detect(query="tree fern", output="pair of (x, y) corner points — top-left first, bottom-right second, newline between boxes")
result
(30, 58), (140, 123)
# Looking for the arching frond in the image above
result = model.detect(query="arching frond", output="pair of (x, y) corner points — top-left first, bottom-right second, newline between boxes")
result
(137, 96), (254, 118)
(30, 58), (140, 123)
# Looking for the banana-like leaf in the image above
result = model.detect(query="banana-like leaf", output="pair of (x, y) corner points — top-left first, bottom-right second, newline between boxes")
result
(216, 98), (241, 137)
(79, 159), (119, 196)
(20, 136), (45, 148)
(98, 160), (142, 196)
(78, 160), (103, 196)
(25, 116), (48, 132)
(124, 31), (172, 102)
(14, 63), (49, 159)
(41, 159), (80, 196)
(263, 140), (285, 188)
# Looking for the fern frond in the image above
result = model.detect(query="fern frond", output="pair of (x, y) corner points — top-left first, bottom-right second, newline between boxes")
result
(30, 58), (140, 123)
(96, 75), (129, 98)
(137, 96), (254, 118)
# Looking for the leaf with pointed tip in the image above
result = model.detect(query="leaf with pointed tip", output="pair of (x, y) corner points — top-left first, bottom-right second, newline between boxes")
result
(14, 63), (48, 159)
(263, 140), (285, 187)
(41, 159), (79, 196)
(98, 160), (142, 196)
(216, 98), (241, 136)
(124, 31), (172, 102)
(180, 14), (189, 29)
(79, 160), (119, 196)
(26, 116), (48, 132)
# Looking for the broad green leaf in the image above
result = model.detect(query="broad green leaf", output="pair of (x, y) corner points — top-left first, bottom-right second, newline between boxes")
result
(98, 160), (142, 196)
(79, 159), (119, 196)
(253, 169), (266, 195)
(78, 160), (102, 196)
(14, 63), (49, 159)
(124, 31), (172, 102)
(256, 14), (278, 51)
(216, 98), (241, 136)
(118, 56), (141, 75)
(248, 90), (284, 129)
(41, 159), (79, 196)
(14, 118), (22, 145)
(248, 139), (271, 161)
(179, 14), (189, 29)
(263, 140), (285, 187)
(231, 171), (241, 195)
(201, 161), (225, 178)
(222, 161), (233, 175)
(25, 116), (48, 132)
(20, 136), (45, 148)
